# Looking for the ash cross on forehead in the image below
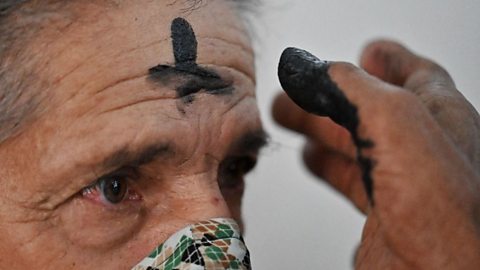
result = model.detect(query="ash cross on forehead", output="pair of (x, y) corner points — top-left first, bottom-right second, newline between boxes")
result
(148, 17), (234, 101)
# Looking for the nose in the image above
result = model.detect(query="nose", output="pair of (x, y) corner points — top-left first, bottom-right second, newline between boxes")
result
(131, 173), (236, 269)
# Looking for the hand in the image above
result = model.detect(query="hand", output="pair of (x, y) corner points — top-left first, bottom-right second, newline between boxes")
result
(272, 40), (480, 269)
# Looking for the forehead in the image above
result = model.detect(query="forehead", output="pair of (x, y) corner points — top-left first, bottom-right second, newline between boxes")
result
(21, 0), (257, 130)
(28, 0), (254, 89)
(25, 1), (256, 163)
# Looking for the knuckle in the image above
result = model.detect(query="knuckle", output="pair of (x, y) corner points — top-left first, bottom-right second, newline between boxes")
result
(419, 60), (454, 83)
(423, 94), (470, 118)
(422, 94), (451, 115)
(404, 59), (455, 94)
(421, 59), (447, 74)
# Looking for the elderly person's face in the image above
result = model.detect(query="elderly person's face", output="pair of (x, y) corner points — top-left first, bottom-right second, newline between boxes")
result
(0, 0), (264, 268)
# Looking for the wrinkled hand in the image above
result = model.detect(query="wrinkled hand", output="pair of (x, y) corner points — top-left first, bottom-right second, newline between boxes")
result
(272, 40), (480, 269)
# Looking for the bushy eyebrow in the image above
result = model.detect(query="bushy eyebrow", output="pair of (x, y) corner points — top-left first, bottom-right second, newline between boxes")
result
(99, 129), (268, 172)
(101, 143), (173, 170)
(231, 129), (269, 155)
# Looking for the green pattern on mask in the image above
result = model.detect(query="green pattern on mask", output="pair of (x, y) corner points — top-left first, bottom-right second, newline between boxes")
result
(148, 244), (164, 259)
(230, 259), (245, 270)
(163, 236), (193, 270)
(215, 224), (235, 239)
(205, 245), (227, 261)
(132, 218), (251, 270)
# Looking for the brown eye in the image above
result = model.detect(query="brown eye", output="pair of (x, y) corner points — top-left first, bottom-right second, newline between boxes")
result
(81, 167), (141, 206)
(99, 176), (128, 204)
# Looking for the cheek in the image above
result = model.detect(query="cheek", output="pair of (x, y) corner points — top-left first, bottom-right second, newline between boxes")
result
(123, 175), (233, 267)
(58, 197), (145, 248)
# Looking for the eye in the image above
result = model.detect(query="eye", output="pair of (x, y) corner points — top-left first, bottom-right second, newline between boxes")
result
(100, 177), (128, 203)
(219, 156), (257, 189)
(82, 169), (141, 205)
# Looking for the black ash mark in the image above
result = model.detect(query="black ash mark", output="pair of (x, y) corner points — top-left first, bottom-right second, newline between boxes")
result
(171, 16), (197, 64)
(278, 47), (376, 203)
(148, 17), (233, 102)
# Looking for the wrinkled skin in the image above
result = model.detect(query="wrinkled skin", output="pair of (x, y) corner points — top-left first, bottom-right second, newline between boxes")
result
(0, 0), (263, 269)
(273, 40), (480, 269)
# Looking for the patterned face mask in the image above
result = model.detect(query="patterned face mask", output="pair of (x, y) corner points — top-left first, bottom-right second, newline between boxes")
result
(132, 218), (251, 270)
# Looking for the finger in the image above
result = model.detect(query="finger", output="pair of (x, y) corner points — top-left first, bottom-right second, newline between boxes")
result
(272, 92), (356, 158)
(278, 47), (393, 136)
(303, 141), (368, 212)
(359, 39), (456, 95)
(278, 47), (396, 202)
(360, 39), (425, 87)
(360, 40), (480, 165)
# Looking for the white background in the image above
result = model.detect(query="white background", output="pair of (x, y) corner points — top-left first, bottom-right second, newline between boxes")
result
(242, 0), (480, 269)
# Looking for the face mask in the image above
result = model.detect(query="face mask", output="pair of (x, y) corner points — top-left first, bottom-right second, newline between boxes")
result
(132, 218), (251, 270)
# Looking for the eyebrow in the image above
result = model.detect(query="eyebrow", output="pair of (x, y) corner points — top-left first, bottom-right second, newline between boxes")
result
(231, 129), (269, 155)
(99, 129), (268, 172)
(101, 142), (173, 170)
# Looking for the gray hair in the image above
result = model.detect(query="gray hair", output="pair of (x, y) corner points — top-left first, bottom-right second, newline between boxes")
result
(0, 0), (47, 143)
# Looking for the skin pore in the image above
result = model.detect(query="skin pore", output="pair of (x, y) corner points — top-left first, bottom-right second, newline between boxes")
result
(0, 0), (265, 269)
